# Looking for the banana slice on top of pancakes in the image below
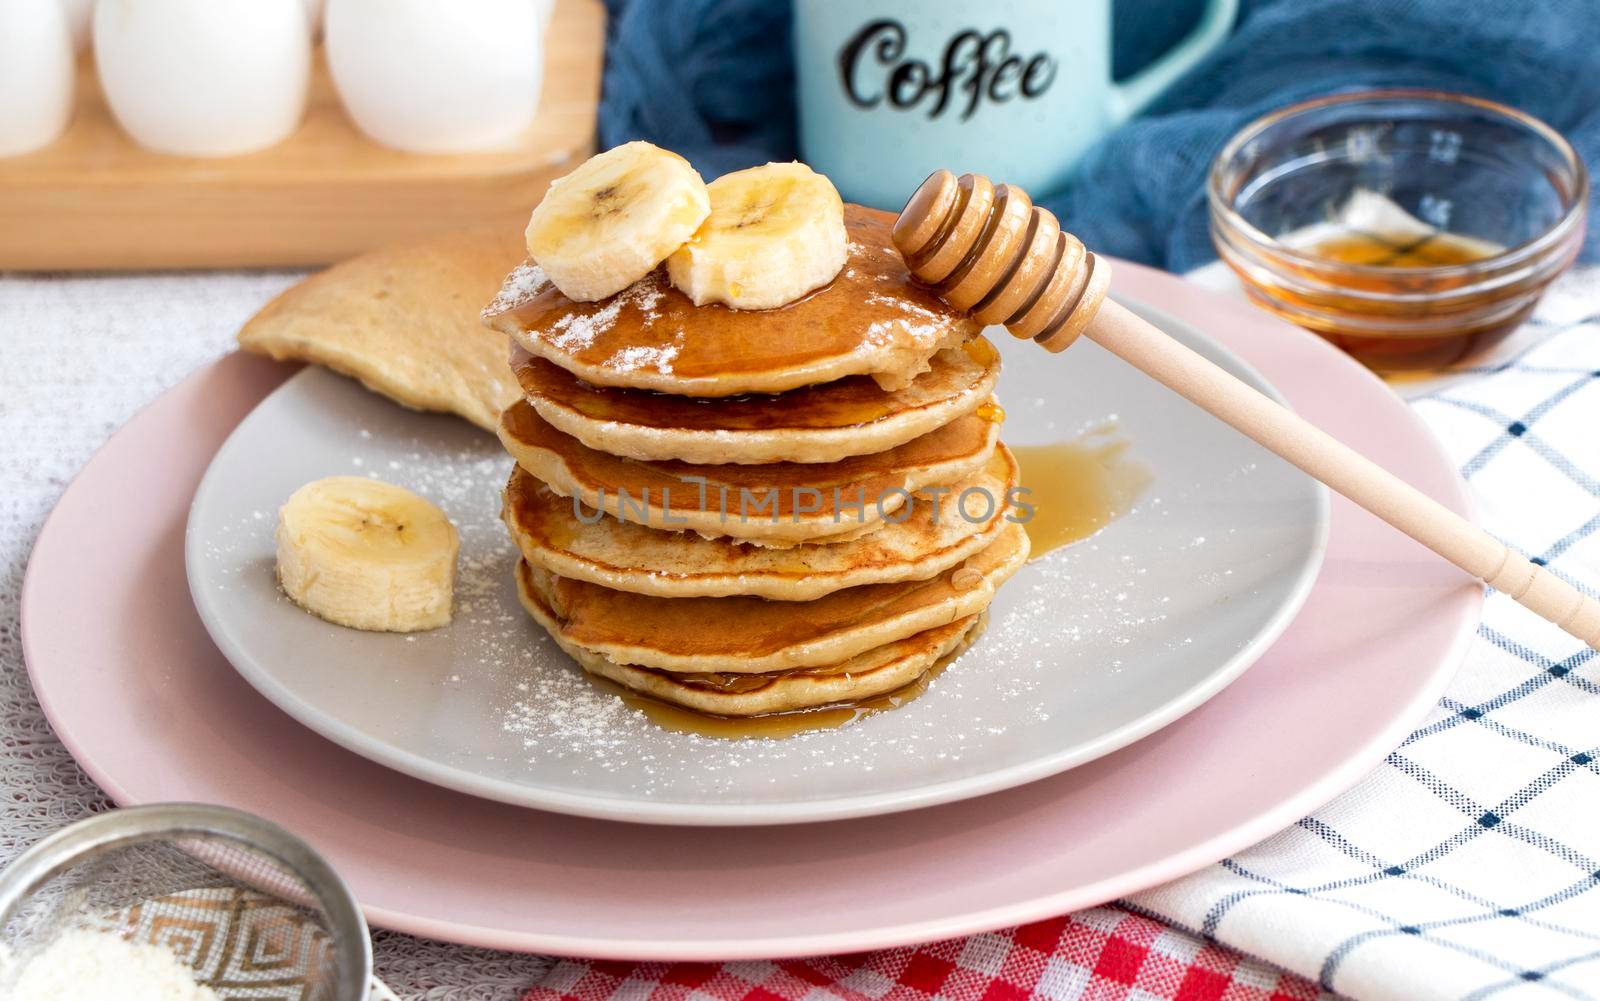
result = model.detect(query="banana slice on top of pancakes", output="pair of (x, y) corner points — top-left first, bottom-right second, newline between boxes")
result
(523, 141), (710, 303)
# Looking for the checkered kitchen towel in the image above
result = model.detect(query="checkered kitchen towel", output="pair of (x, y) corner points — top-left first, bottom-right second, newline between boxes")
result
(526, 907), (1320, 1001)
(520, 272), (1600, 1001)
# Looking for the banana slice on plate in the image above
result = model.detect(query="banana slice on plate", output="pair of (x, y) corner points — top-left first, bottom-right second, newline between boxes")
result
(275, 476), (459, 633)
(524, 140), (711, 302)
(667, 161), (848, 310)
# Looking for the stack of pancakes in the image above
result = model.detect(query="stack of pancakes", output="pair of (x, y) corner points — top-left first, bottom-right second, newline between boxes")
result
(483, 206), (1030, 718)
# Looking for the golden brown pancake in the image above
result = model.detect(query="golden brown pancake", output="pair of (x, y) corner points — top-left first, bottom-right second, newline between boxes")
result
(483, 205), (981, 397)
(502, 446), (1020, 599)
(517, 565), (984, 715)
(240, 226), (527, 432)
(498, 398), (1002, 545)
(518, 521), (1028, 673)
(509, 337), (1000, 465)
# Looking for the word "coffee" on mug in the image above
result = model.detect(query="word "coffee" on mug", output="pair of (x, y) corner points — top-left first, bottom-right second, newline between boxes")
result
(837, 20), (1057, 121)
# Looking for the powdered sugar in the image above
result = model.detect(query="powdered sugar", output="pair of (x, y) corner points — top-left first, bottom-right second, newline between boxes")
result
(3, 928), (221, 1001)
(544, 278), (666, 353)
(626, 277), (665, 315)
(604, 343), (680, 375)
(864, 292), (949, 327)
(483, 261), (551, 316)
(501, 671), (642, 760)
(546, 298), (621, 352)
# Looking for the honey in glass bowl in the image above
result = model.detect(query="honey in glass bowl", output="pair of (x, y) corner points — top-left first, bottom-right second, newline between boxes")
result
(1209, 90), (1587, 372)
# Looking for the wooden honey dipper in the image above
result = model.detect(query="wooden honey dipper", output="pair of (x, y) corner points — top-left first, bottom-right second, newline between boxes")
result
(896, 169), (1600, 651)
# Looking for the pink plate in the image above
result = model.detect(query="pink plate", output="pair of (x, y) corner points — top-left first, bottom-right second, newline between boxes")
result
(20, 262), (1480, 960)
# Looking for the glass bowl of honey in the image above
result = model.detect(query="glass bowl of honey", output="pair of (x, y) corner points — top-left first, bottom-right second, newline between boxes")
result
(1208, 89), (1587, 371)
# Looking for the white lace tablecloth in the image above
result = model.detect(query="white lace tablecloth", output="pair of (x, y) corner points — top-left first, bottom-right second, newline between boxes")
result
(0, 269), (555, 1000)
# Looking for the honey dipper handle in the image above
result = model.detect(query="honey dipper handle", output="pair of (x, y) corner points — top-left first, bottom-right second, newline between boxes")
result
(1088, 299), (1600, 650)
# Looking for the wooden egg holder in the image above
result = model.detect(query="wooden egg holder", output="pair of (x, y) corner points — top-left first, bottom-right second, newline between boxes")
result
(0, 0), (603, 271)
(895, 169), (1600, 650)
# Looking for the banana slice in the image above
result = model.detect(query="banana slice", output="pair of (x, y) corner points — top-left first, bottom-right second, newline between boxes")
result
(275, 476), (459, 633)
(667, 161), (848, 310)
(524, 141), (711, 302)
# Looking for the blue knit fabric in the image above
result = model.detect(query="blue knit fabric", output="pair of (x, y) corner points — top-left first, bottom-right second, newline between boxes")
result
(598, 0), (1600, 272)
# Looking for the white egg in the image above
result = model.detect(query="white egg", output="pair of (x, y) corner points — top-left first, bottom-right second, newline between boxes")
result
(0, 0), (75, 156)
(95, 0), (310, 157)
(326, 0), (545, 154)
(61, 0), (93, 51)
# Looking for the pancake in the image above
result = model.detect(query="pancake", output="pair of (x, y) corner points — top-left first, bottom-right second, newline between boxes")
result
(518, 566), (984, 715)
(588, 615), (984, 717)
(240, 226), (527, 432)
(483, 205), (981, 397)
(516, 521), (1028, 673)
(510, 337), (1000, 465)
(503, 445), (1020, 599)
(498, 398), (1002, 545)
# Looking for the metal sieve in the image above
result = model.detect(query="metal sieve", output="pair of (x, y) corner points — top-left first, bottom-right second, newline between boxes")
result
(0, 803), (374, 1000)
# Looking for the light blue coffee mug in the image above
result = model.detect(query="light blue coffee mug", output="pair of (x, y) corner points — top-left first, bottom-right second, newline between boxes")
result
(795, 0), (1239, 209)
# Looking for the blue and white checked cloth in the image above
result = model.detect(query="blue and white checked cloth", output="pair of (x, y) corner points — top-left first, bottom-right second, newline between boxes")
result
(1123, 266), (1600, 1000)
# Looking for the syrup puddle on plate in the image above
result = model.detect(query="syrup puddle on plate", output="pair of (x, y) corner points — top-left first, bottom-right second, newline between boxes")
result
(580, 427), (1149, 740)
(1012, 426), (1152, 559)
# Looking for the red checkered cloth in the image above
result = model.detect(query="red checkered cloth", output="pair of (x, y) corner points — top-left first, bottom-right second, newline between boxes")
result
(522, 906), (1322, 1001)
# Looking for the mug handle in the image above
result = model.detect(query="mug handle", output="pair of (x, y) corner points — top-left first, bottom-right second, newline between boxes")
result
(1106, 0), (1239, 124)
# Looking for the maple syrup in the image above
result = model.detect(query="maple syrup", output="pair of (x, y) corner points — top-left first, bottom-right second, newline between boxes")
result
(1231, 225), (1533, 371)
(510, 338), (997, 433)
(960, 335), (999, 367)
(490, 206), (980, 390)
(1011, 430), (1151, 559)
(974, 398), (1007, 423)
(1296, 229), (1498, 269)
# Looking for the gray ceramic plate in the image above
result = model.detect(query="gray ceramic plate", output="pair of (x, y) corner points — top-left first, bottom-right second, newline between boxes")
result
(186, 299), (1328, 826)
